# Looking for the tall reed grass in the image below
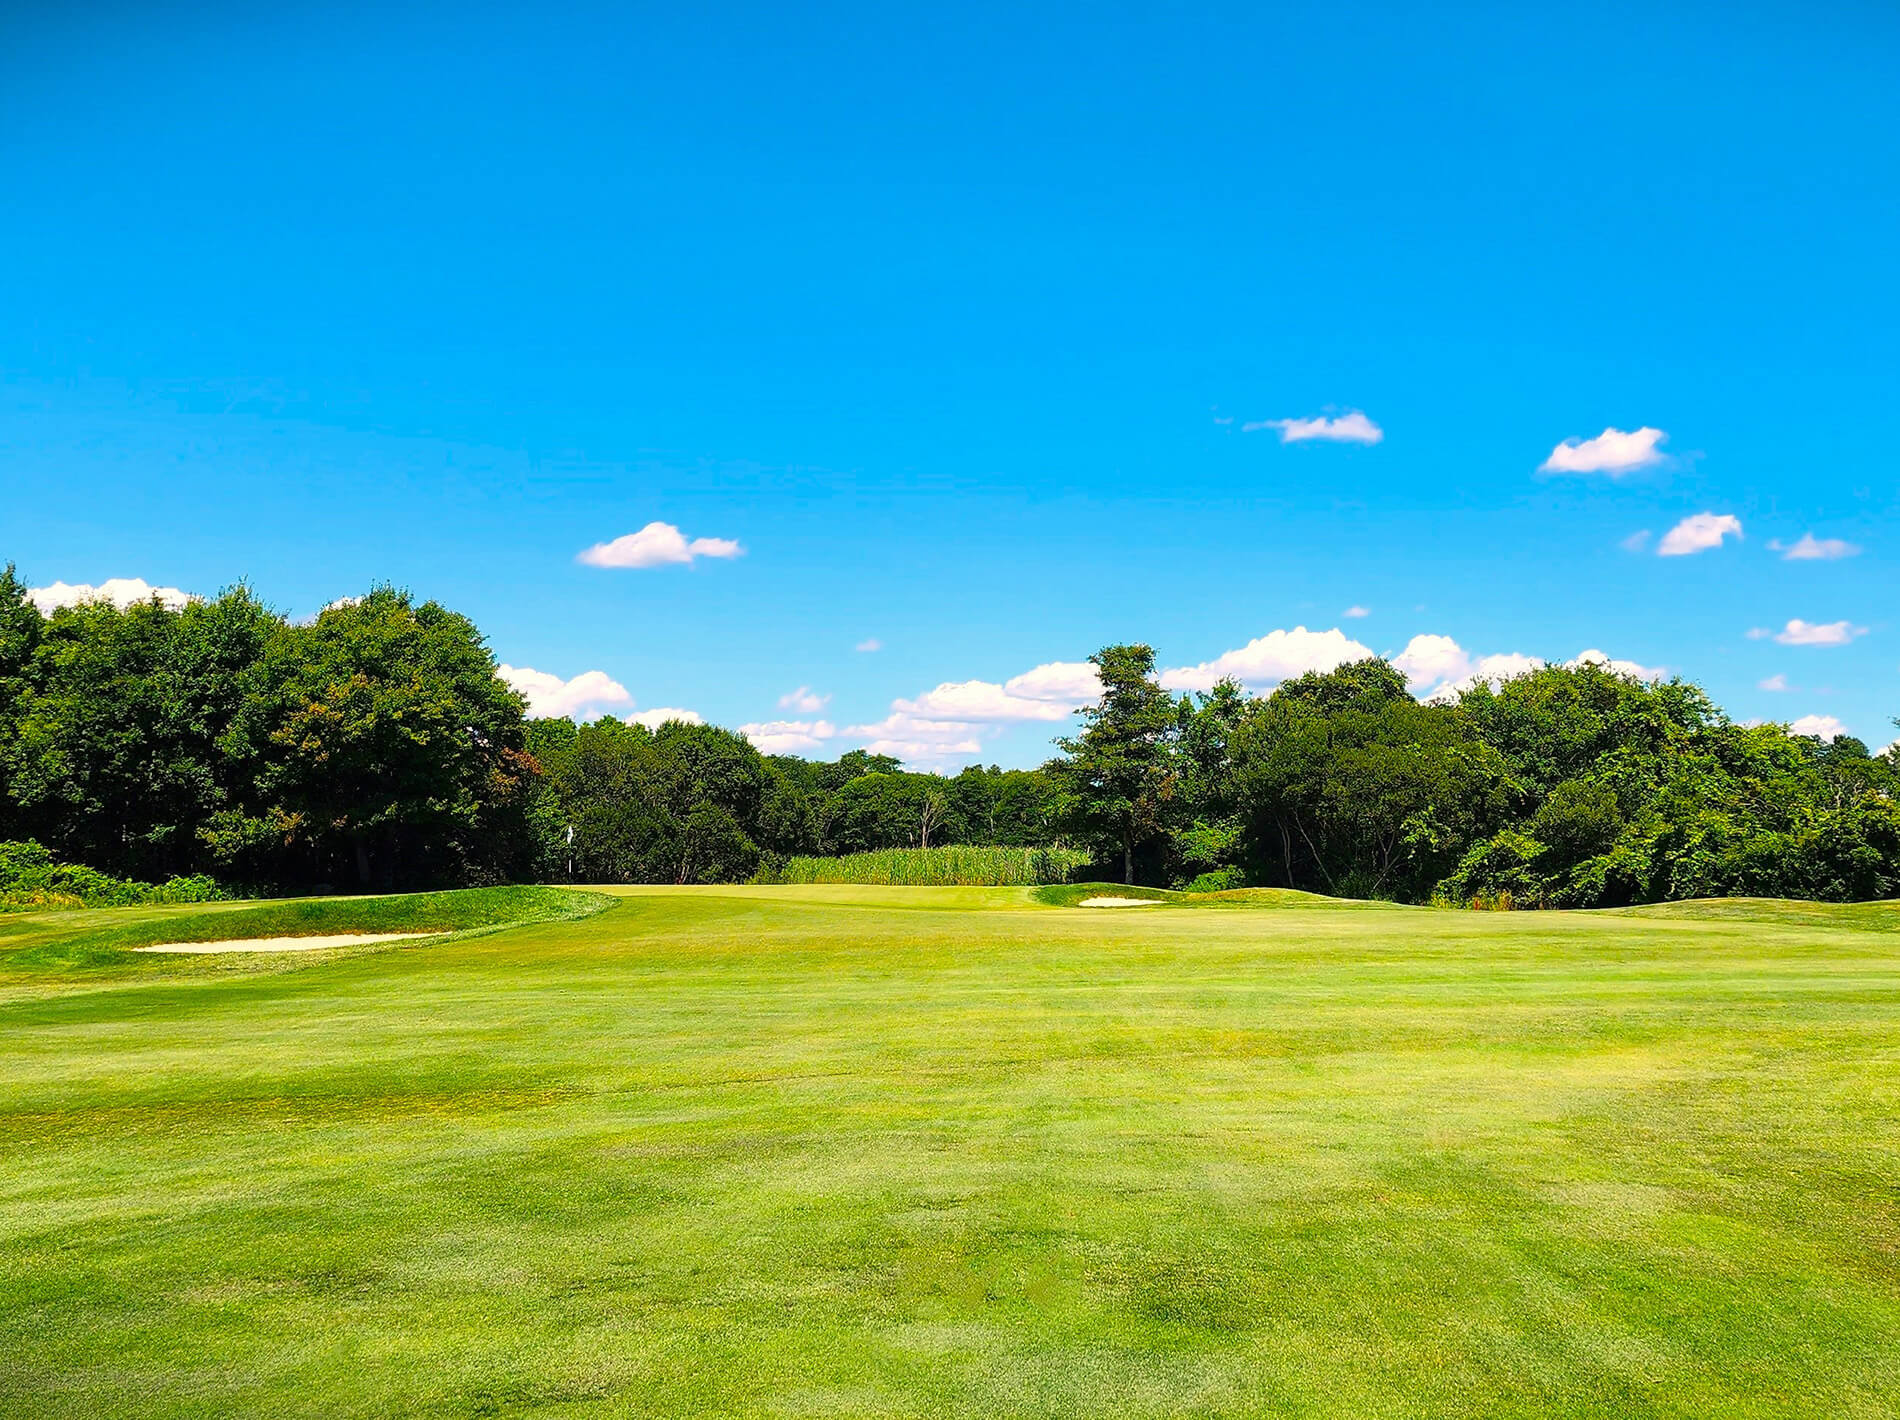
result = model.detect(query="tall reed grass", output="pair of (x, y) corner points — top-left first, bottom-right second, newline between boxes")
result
(774, 845), (1089, 887)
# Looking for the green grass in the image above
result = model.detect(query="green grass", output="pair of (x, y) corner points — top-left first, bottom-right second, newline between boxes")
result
(778, 844), (1091, 885)
(3, 886), (1898, 1417)
(0, 884), (612, 974)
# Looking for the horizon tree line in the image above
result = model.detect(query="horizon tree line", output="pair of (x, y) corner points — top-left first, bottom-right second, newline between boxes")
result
(2, 565), (1894, 905)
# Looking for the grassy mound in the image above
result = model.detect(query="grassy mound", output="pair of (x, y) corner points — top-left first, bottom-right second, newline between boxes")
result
(778, 845), (1090, 886)
(1032, 882), (1399, 909)
(0, 885), (614, 973)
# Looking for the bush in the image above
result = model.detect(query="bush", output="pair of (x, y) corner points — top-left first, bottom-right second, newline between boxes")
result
(1182, 867), (1248, 894)
(0, 840), (233, 913)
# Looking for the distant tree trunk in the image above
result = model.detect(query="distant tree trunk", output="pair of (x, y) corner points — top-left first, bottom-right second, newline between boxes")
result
(353, 834), (371, 887)
(1123, 836), (1133, 885)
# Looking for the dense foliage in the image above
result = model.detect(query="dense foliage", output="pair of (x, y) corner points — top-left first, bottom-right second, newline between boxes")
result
(524, 722), (1060, 884)
(1055, 644), (1900, 906)
(2, 567), (1892, 905)
(0, 568), (535, 893)
(0, 839), (226, 912)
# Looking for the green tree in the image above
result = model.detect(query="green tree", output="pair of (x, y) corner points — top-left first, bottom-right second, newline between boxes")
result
(1052, 644), (1178, 884)
(233, 588), (534, 888)
(0, 566), (43, 841)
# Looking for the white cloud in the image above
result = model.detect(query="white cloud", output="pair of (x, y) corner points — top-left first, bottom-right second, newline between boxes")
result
(1402, 641), (1661, 702)
(844, 657), (1099, 770)
(1620, 530), (1652, 553)
(1753, 619), (1868, 647)
(1788, 714), (1848, 741)
(1002, 660), (1102, 703)
(498, 664), (634, 719)
(778, 685), (830, 713)
(321, 595), (363, 613)
(1160, 626), (1375, 692)
(26, 577), (196, 614)
(577, 521), (745, 569)
(1243, 411), (1383, 444)
(855, 638), (883, 653)
(1540, 426), (1668, 476)
(1758, 673), (1791, 692)
(1778, 533), (1861, 561)
(895, 680), (1077, 723)
(1392, 633), (1472, 690)
(625, 707), (704, 729)
(1343, 605), (1370, 618)
(1657, 512), (1742, 557)
(739, 719), (836, 754)
(1569, 648), (1665, 681)
(845, 711), (988, 765)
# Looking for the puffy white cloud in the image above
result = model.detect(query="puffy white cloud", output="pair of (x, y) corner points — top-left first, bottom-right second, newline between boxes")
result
(843, 710), (987, 765)
(1776, 533), (1861, 561)
(777, 685), (831, 713)
(846, 657), (1099, 770)
(1392, 633), (1472, 690)
(855, 638), (883, 653)
(1243, 411), (1383, 444)
(1343, 605), (1370, 618)
(1569, 648), (1665, 681)
(577, 521), (744, 569)
(740, 718), (836, 754)
(1003, 660), (1102, 703)
(320, 595), (364, 613)
(27, 577), (195, 614)
(625, 707), (703, 729)
(1752, 618), (1868, 647)
(1788, 714), (1848, 741)
(1539, 426), (1668, 475)
(1404, 641), (1661, 702)
(1160, 626), (1375, 692)
(1657, 512), (1742, 557)
(894, 679), (1077, 723)
(498, 665), (634, 719)
(1758, 673), (1791, 692)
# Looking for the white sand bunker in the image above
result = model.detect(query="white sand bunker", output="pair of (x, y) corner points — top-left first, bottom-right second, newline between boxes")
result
(1078, 896), (1161, 908)
(133, 932), (445, 955)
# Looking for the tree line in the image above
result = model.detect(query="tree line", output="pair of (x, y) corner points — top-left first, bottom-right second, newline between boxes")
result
(2, 566), (1894, 904)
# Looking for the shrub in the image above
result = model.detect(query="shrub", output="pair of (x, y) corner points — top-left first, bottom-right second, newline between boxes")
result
(0, 840), (233, 913)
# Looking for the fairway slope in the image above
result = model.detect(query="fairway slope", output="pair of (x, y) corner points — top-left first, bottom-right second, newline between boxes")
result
(3, 886), (1898, 1418)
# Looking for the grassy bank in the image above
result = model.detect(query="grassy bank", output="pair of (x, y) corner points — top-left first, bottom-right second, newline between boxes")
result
(0, 884), (612, 976)
(776, 844), (1090, 885)
(3, 887), (1898, 1416)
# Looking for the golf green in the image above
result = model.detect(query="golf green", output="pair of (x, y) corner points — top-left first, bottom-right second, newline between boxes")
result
(2, 886), (1896, 1417)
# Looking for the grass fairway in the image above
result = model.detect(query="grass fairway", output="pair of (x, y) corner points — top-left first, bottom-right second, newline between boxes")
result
(2, 887), (1898, 1418)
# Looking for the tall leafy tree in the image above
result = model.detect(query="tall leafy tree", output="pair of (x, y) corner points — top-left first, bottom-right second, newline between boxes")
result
(1053, 644), (1178, 884)
(0, 566), (43, 841)
(233, 588), (534, 888)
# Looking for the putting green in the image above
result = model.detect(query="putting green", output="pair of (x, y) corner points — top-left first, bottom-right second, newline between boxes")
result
(2, 886), (1897, 1417)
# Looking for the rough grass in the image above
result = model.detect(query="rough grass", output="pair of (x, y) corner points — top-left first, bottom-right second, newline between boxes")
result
(2, 886), (1898, 1417)
(779, 845), (1090, 886)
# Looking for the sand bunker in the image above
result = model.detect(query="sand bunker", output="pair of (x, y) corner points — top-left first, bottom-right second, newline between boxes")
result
(133, 932), (445, 955)
(1078, 896), (1161, 908)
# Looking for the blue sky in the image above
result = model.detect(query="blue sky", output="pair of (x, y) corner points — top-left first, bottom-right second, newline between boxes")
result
(4, 0), (1896, 764)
